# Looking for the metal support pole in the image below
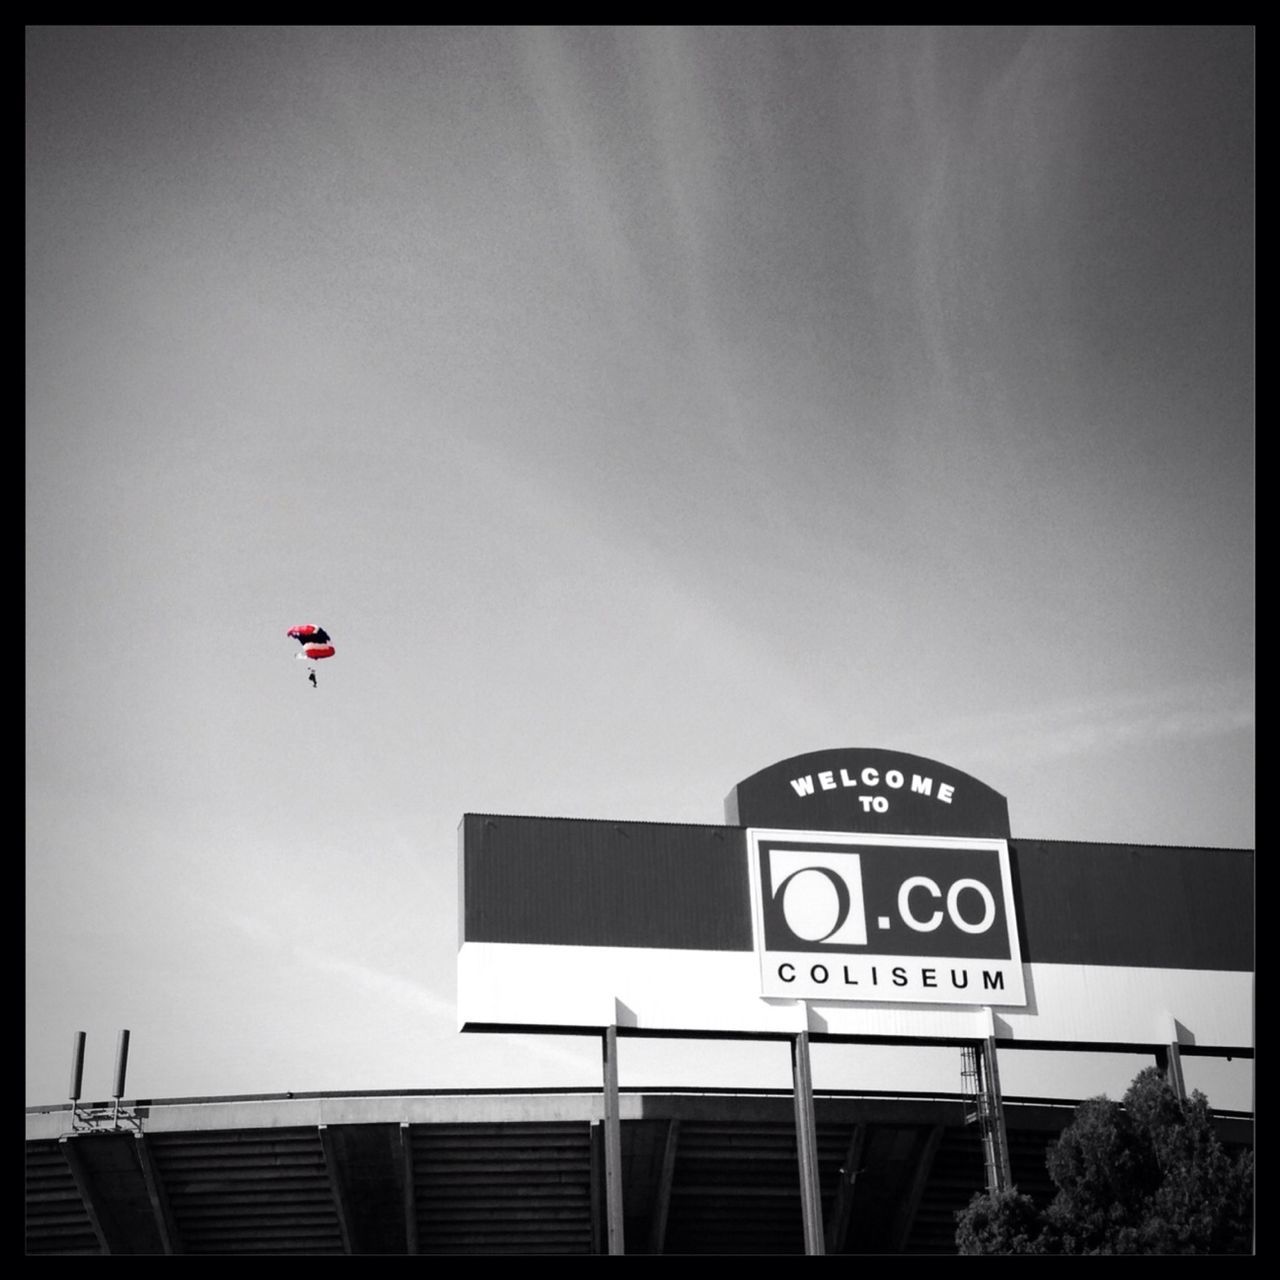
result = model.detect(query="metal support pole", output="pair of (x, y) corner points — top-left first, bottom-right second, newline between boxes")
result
(601, 1025), (625, 1255)
(791, 1030), (825, 1255)
(1157, 1015), (1189, 1102)
(1156, 1042), (1188, 1102)
(399, 1123), (420, 1255)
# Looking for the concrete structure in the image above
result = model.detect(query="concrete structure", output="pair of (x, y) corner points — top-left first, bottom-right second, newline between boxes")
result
(26, 748), (1252, 1254)
(25, 1085), (1254, 1255)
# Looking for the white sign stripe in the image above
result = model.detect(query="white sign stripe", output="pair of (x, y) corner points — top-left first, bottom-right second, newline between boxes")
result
(457, 941), (1252, 1049)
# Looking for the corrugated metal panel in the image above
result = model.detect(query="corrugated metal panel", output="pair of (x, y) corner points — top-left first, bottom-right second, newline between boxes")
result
(1012, 841), (1253, 969)
(903, 1126), (987, 1254)
(59, 1130), (168, 1253)
(662, 1121), (806, 1254)
(461, 815), (752, 950)
(1006, 1126), (1059, 1205)
(460, 815), (1252, 974)
(407, 1121), (595, 1254)
(24, 1140), (100, 1255)
(147, 1128), (345, 1254)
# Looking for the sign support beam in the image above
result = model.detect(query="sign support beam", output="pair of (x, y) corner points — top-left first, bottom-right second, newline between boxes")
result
(601, 1024), (625, 1255)
(791, 1029), (825, 1254)
(1156, 1042), (1188, 1102)
(398, 1123), (419, 1255)
(1156, 1014), (1189, 1101)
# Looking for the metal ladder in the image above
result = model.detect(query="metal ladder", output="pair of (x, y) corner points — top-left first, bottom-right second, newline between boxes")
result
(961, 1043), (1010, 1194)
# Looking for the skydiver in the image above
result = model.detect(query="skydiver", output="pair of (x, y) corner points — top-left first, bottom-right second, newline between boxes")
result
(308, 669), (317, 688)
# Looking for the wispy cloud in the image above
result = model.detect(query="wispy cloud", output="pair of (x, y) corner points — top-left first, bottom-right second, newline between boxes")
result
(888, 27), (1098, 418)
(921, 676), (1254, 769)
(225, 911), (456, 1021)
(284, 938), (601, 1078)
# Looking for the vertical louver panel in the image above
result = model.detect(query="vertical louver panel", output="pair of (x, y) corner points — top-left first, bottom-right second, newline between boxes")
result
(406, 1121), (595, 1254)
(147, 1129), (345, 1254)
(24, 1140), (100, 1255)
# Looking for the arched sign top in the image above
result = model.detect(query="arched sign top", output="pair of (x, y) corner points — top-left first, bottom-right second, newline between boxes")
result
(725, 747), (1010, 838)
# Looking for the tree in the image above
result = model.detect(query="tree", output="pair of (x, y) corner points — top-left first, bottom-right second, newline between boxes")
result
(955, 1067), (1253, 1254)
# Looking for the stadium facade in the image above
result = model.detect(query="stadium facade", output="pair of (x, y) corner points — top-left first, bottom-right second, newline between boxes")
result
(26, 747), (1253, 1254)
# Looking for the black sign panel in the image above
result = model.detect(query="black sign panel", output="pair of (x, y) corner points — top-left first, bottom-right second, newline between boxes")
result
(726, 748), (1010, 838)
(755, 837), (1012, 959)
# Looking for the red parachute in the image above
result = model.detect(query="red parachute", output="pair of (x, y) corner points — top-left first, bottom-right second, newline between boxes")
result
(287, 625), (335, 686)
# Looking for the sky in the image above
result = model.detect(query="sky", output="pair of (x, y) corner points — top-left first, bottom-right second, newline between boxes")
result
(26, 26), (1253, 1112)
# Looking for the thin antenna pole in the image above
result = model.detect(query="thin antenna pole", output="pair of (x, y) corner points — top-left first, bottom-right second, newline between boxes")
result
(112, 1029), (131, 1125)
(112, 1029), (131, 1098)
(69, 1031), (86, 1103)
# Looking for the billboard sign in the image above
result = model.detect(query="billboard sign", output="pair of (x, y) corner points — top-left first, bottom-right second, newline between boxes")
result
(748, 830), (1025, 1005)
(457, 748), (1253, 1052)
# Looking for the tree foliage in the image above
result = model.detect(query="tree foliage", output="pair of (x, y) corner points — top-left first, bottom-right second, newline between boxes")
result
(955, 1067), (1253, 1254)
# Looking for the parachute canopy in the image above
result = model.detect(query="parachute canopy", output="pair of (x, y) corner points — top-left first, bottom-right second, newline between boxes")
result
(286, 623), (335, 660)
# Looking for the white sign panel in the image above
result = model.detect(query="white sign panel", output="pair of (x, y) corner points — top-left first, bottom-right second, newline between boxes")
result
(747, 830), (1027, 1006)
